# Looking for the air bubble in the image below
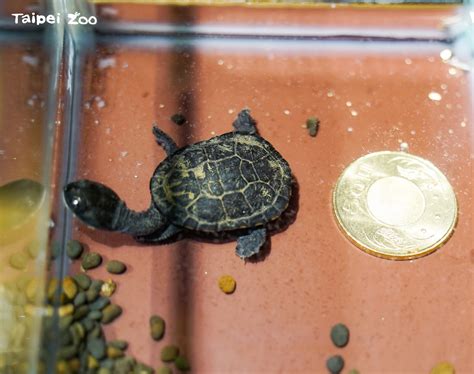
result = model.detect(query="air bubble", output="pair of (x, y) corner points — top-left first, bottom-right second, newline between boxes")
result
(428, 92), (442, 101)
(440, 49), (453, 61)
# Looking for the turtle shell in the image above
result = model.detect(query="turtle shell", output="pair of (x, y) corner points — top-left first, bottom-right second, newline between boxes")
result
(150, 132), (292, 232)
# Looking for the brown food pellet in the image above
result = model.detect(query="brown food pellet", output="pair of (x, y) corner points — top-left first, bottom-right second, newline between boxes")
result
(100, 279), (117, 297)
(306, 117), (320, 137)
(106, 260), (127, 274)
(107, 345), (125, 359)
(218, 275), (236, 294)
(47, 278), (59, 300)
(25, 278), (38, 302)
(66, 240), (84, 260)
(174, 355), (190, 371)
(25, 240), (40, 259)
(101, 304), (122, 324)
(157, 367), (173, 374)
(430, 362), (455, 374)
(150, 315), (165, 341)
(81, 252), (102, 270)
(62, 277), (78, 300)
(72, 273), (91, 290)
(160, 345), (179, 362)
(170, 113), (187, 125)
(9, 252), (29, 270)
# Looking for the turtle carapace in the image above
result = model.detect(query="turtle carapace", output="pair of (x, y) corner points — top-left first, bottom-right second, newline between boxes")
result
(63, 109), (292, 259)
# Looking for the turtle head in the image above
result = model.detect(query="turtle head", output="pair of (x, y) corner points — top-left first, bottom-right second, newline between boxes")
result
(63, 180), (122, 231)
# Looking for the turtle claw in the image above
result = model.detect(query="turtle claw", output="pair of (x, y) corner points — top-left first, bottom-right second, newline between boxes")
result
(232, 108), (258, 135)
(63, 180), (122, 231)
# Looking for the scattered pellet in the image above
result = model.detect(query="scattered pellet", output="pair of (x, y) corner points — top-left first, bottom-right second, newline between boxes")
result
(15, 274), (32, 292)
(88, 310), (103, 321)
(430, 362), (455, 374)
(101, 279), (117, 297)
(90, 279), (104, 291)
(218, 275), (236, 294)
(306, 117), (320, 137)
(88, 355), (100, 369)
(25, 278), (38, 302)
(26, 241), (40, 259)
(106, 345), (125, 359)
(47, 278), (59, 301)
(50, 242), (61, 260)
(81, 318), (95, 333)
(58, 345), (77, 360)
(58, 304), (74, 317)
(157, 367), (173, 374)
(89, 296), (110, 311)
(134, 362), (155, 373)
(106, 260), (127, 274)
(88, 337), (106, 360)
(100, 358), (115, 369)
(89, 324), (102, 339)
(86, 287), (100, 303)
(70, 322), (85, 344)
(326, 355), (344, 374)
(330, 323), (350, 348)
(62, 277), (78, 300)
(69, 358), (80, 371)
(101, 304), (122, 324)
(66, 240), (84, 259)
(109, 339), (128, 350)
(59, 315), (73, 331)
(56, 360), (69, 373)
(115, 356), (135, 374)
(81, 252), (102, 270)
(73, 292), (86, 307)
(174, 355), (190, 371)
(161, 345), (179, 362)
(73, 305), (90, 320)
(73, 273), (91, 290)
(150, 315), (165, 341)
(170, 113), (187, 125)
(347, 370), (360, 374)
(9, 252), (29, 270)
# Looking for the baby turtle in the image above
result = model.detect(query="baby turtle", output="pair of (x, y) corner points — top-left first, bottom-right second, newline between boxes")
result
(63, 109), (292, 259)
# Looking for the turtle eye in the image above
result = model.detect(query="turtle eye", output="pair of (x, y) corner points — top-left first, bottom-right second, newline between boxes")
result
(63, 182), (91, 215)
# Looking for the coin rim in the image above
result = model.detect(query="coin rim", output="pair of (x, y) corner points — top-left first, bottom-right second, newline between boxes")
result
(332, 151), (458, 260)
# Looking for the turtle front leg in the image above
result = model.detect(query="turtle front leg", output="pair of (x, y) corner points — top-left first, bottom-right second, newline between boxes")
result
(232, 108), (258, 135)
(236, 227), (267, 259)
(152, 125), (179, 156)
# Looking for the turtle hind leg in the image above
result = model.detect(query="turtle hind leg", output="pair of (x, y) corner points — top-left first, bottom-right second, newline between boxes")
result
(235, 227), (267, 259)
(232, 108), (258, 135)
(152, 125), (179, 156)
(134, 224), (182, 243)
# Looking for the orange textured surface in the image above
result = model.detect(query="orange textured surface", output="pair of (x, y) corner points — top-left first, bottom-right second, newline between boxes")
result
(71, 22), (472, 374)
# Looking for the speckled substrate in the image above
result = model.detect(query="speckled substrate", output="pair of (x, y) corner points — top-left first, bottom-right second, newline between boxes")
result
(68, 5), (472, 373)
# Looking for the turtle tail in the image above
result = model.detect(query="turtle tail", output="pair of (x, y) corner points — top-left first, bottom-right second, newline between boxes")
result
(63, 180), (165, 236)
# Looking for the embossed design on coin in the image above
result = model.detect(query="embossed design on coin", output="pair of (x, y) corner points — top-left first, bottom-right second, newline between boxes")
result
(333, 151), (457, 259)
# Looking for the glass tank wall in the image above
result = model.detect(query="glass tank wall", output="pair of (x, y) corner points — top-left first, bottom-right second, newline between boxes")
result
(1, 1), (473, 373)
(0, 0), (63, 373)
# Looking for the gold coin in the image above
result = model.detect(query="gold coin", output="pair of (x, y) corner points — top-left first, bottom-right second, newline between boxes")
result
(333, 151), (457, 260)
